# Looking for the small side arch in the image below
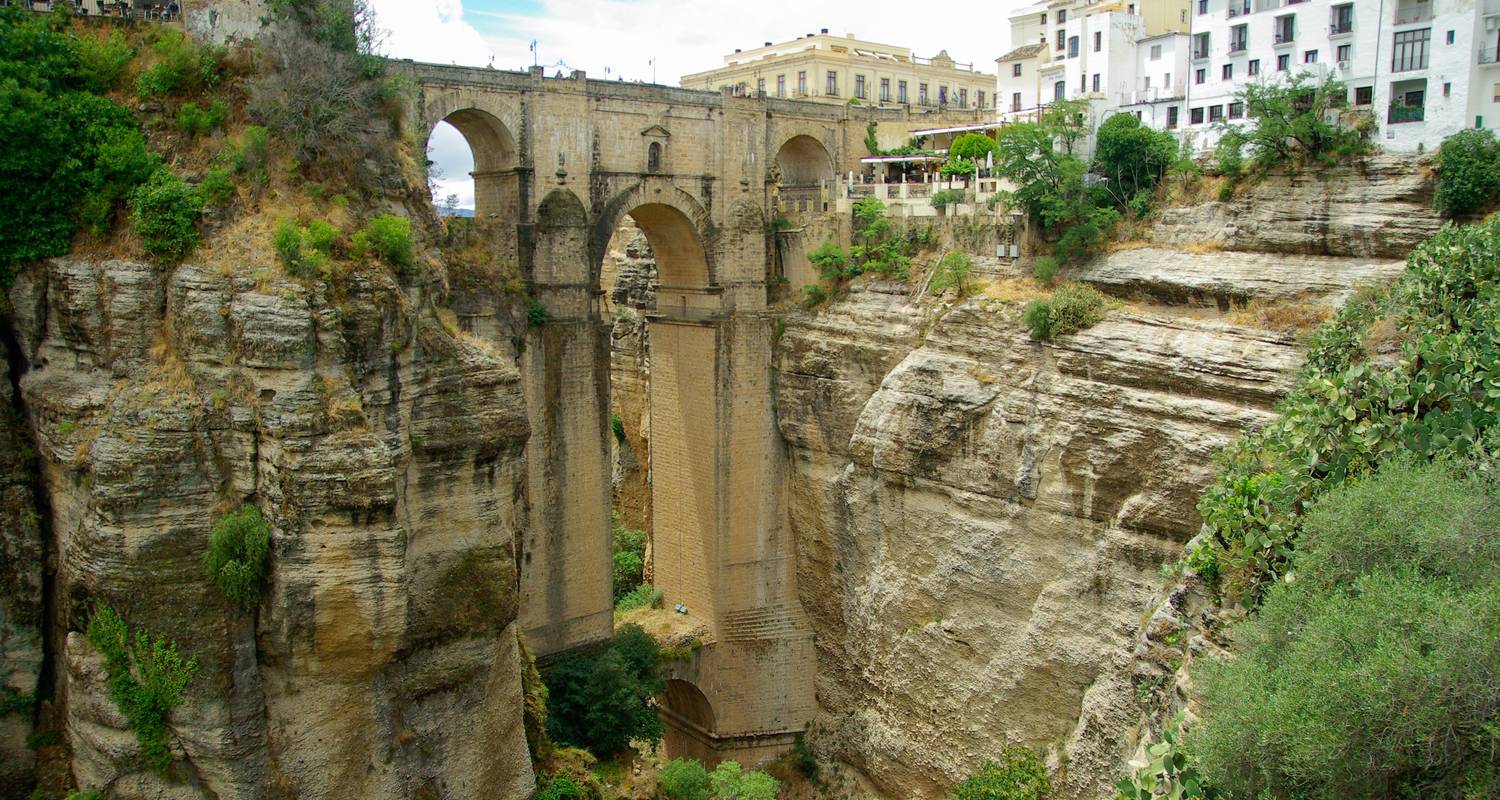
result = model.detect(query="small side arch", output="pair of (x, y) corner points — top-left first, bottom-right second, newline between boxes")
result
(533, 188), (591, 289)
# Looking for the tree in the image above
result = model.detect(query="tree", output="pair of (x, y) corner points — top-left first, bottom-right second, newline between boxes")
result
(659, 759), (711, 800)
(1093, 113), (1176, 208)
(205, 505), (272, 610)
(709, 761), (780, 800)
(543, 624), (665, 757)
(1221, 72), (1368, 171)
(1433, 128), (1500, 218)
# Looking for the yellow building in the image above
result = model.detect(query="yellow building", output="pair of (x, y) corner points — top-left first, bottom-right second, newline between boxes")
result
(680, 29), (996, 111)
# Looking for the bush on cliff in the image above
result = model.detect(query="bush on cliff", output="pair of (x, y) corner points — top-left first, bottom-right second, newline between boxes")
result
(131, 168), (204, 263)
(611, 515), (647, 603)
(1189, 461), (1500, 798)
(708, 761), (780, 800)
(1434, 129), (1500, 218)
(85, 603), (198, 775)
(950, 747), (1051, 800)
(543, 624), (665, 757)
(0, 8), (159, 282)
(658, 758), (710, 800)
(1022, 282), (1107, 340)
(205, 505), (271, 610)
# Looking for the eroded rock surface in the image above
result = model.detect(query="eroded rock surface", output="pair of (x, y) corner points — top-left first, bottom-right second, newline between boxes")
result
(5, 257), (534, 800)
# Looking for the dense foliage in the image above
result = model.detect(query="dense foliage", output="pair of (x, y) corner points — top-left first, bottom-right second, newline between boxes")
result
(275, 218), (338, 279)
(1093, 113), (1176, 211)
(205, 505), (271, 610)
(543, 624), (664, 757)
(659, 759), (711, 800)
(362, 214), (414, 268)
(534, 775), (590, 800)
(611, 515), (646, 603)
(1214, 72), (1370, 177)
(1022, 282), (1107, 340)
(131, 169), (204, 263)
(930, 251), (974, 296)
(1433, 129), (1500, 218)
(0, 8), (158, 281)
(1192, 216), (1500, 603)
(84, 603), (198, 774)
(950, 747), (1052, 800)
(134, 28), (224, 98)
(707, 761), (780, 800)
(1190, 461), (1500, 798)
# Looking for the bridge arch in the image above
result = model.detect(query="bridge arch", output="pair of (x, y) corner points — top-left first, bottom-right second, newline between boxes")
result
(427, 106), (519, 221)
(660, 678), (720, 764)
(533, 189), (591, 290)
(594, 184), (715, 295)
(773, 135), (835, 186)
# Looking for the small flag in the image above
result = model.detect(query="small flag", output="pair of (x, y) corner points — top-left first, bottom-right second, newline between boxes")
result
(530, 40), (537, 52)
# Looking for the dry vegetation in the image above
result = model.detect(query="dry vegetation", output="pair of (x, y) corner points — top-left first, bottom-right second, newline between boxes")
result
(1227, 297), (1334, 333)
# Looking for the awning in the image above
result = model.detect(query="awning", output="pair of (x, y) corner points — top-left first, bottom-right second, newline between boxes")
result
(860, 154), (946, 163)
(907, 122), (1004, 136)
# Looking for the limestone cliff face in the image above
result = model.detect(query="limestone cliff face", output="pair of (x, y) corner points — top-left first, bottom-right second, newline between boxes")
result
(3, 256), (534, 799)
(774, 158), (1439, 799)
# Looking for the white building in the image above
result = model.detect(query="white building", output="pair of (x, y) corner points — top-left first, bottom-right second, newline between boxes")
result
(1183, 0), (1500, 152)
(1117, 32), (1192, 130)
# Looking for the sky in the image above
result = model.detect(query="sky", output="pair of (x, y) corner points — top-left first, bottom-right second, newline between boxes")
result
(370, 0), (1018, 209)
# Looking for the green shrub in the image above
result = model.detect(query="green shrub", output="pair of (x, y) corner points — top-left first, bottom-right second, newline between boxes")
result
(135, 29), (223, 98)
(0, 10), (162, 281)
(74, 29), (136, 92)
(1093, 112), (1176, 204)
(131, 169), (204, 263)
(1032, 256), (1058, 284)
(1113, 722), (1206, 800)
(205, 505), (271, 610)
(533, 775), (589, 800)
(1189, 461), (1500, 799)
(176, 100), (229, 137)
(1193, 215), (1500, 602)
(197, 167), (235, 207)
(949, 133), (997, 163)
(791, 733), (819, 782)
(1055, 205), (1120, 263)
(611, 516), (647, 603)
(1433, 129), (1500, 218)
(708, 761), (779, 800)
(1227, 72), (1368, 172)
(950, 747), (1051, 800)
(543, 624), (665, 757)
(808, 240), (850, 281)
(930, 251), (974, 296)
(659, 758), (711, 800)
(614, 582), (661, 613)
(273, 219), (335, 279)
(84, 603), (197, 775)
(1022, 299), (1053, 340)
(363, 214), (413, 267)
(931, 189), (962, 209)
(801, 284), (828, 308)
(527, 298), (550, 328)
(610, 412), (626, 443)
(1025, 283), (1106, 340)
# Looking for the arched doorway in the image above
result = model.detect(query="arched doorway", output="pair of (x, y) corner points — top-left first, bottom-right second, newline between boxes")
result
(773, 135), (835, 216)
(659, 679), (719, 764)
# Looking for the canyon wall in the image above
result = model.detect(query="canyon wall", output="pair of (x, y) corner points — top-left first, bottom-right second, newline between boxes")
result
(2, 254), (534, 799)
(775, 154), (1443, 799)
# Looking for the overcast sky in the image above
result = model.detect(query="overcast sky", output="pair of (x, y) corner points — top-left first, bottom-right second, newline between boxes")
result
(371, 0), (1018, 208)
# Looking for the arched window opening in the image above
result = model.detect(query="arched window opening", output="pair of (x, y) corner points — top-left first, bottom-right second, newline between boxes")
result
(427, 120), (475, 217)
(647, 141), (663, 174)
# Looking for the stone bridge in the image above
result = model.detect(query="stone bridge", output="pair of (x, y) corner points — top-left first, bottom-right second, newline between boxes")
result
(400, 61), (981, 764)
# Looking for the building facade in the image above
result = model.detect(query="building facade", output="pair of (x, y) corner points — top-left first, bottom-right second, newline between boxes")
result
(681, 30), (995, 111)
(1180, 0), (1500, 151)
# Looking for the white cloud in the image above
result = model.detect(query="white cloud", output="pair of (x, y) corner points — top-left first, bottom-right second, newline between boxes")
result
(367, 0), (495, 67)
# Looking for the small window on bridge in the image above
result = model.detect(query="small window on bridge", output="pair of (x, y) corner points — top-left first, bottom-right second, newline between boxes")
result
(647, 142), (663, 174)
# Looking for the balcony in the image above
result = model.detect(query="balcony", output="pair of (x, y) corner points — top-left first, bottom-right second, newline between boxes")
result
(1274, 32), (1295, 45)
(1192, 48), (1210, 60)
(1388, 103), (1425, 123)
(1229, 41), (1249, 54)
(1392, 5), (1432, 24)
(1482, 47), (1499, 65)
(1330, 22), (1353, 36)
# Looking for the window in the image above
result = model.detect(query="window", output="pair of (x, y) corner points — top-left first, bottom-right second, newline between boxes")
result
(1080, 73), (1087, 92)
(1191, 106), (1205, 124)
(898, 80), (908, 103)
(1058, 8), (1067, 22)
(1332, 4), (1353, 34)
(1229, 101), (1245, 119)
(1355, 85), (1373, 104)
(826, 70), (837, 95)
(1277, 53), (1291, 70)
(1012, 91), (1022, 111)
(1443, 81), (1451, 97)
(1494, 83), (1500, 102)
(978, 90), (986, 108)
(919, 82), (928, 104)
(1054, 80), (1066, 100)
(1337, 44), (1351, 62)
(1193, 32), (1209, 59)
(1129, 3), (1136, 13)
(1223, 63), (1233, 79)
(1144, 75), (1152, 89)
(1249, 59), (1260, 75)
(1230, 24), (1248, 52)
(1209, 104), (1224, 122)
(735, 82), (746, 96)
(1091, 73), (1100, 92)
(1304, 49), (1318, 63)
(880, 78), (890, 102)
(1392, 28), (1430, 71)
(776, 75), (785, 97)
(756, 78), (765, 95)
(1164, 72), (1172, 87)
(1446, 30), (1454, 45)
(1195, 67), (1206, 84)
(939, 85), (949, 105)
(1275, 14), (1295, 43)
(647, 141), (662, 173)
(1069, 35), (1079, 57)
(959, 88), (968, 107)
(1040, 12), (1046, 23)
(1013, 63), (1023, 77)
(1057, 29), (1066, 50)
(1181, 9), (1187, 22)
(855, 74), (866, 98)
(1151, 44), (1162, 60)
(1167, 106), (1179, 128)
(1094, 31), (1102, 52)
(1197, 0), (1207, 14)
(797, 71), (807, 95)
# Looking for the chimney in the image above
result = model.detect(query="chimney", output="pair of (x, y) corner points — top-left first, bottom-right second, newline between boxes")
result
(820, 27), (829, 34)
(765, 41), (772, 46)
(734, 48), (741, 53)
